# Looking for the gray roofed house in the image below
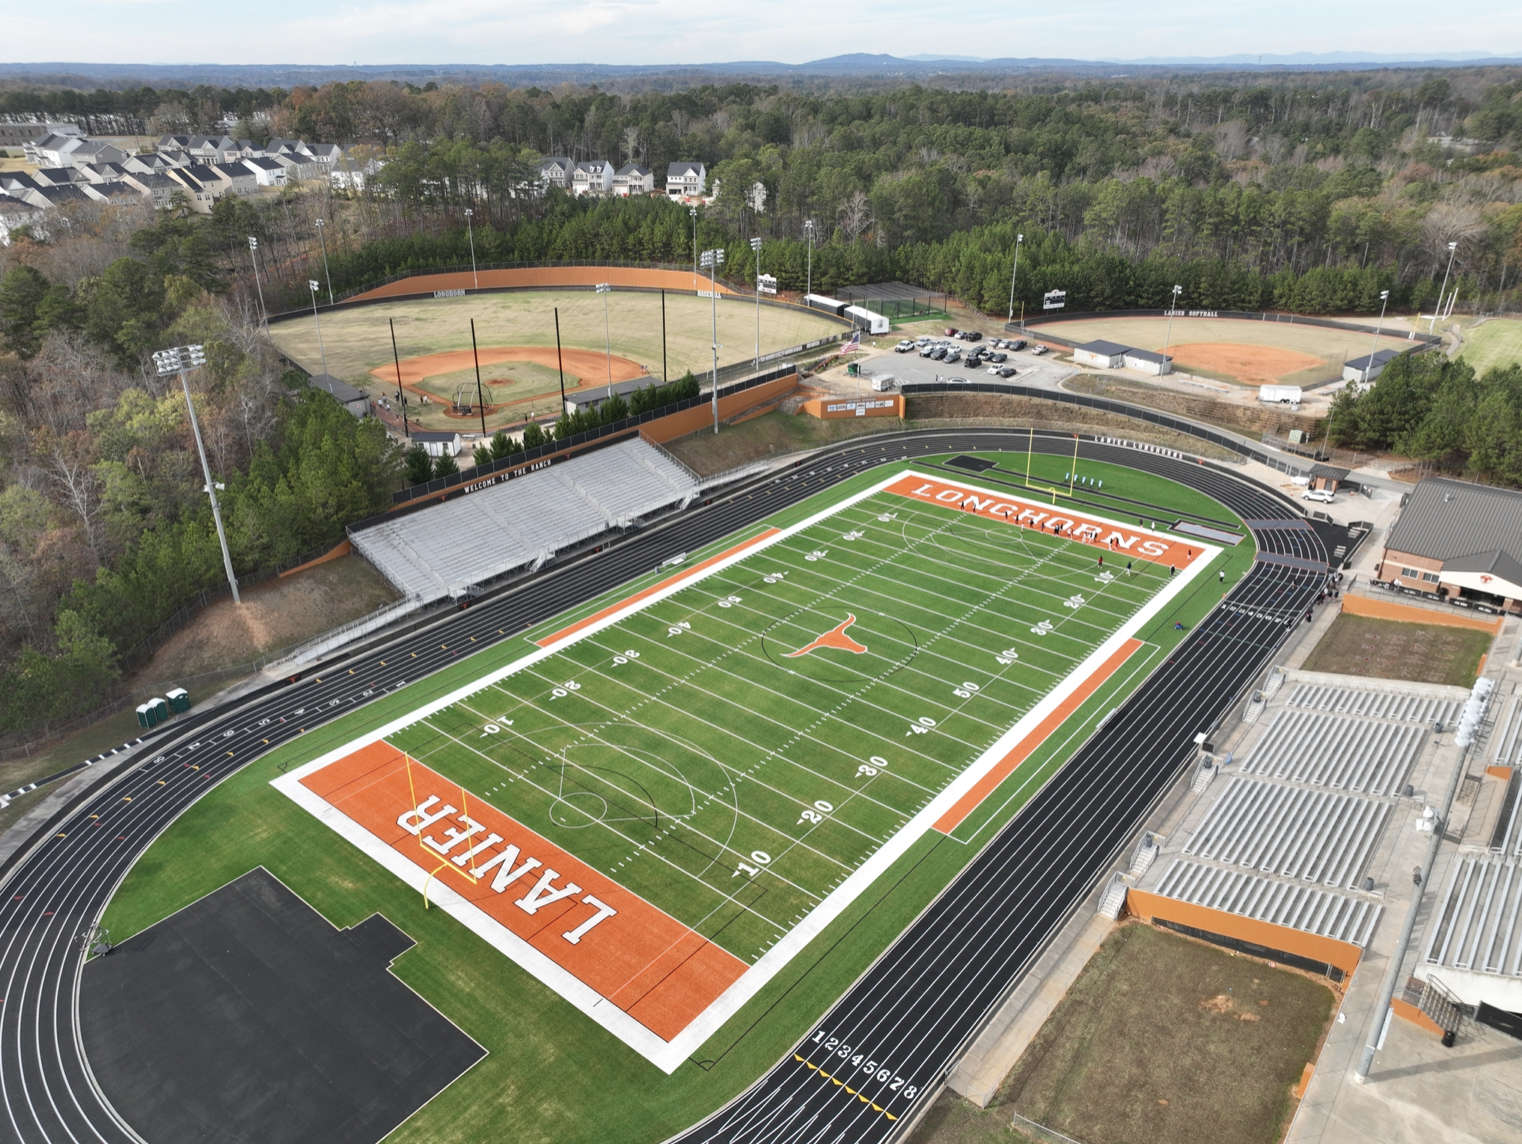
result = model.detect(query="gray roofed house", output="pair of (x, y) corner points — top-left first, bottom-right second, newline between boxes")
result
(308, 374), (371, 418)
(1380, 476), (1522, 611)
(121, 172), (181, 208)
(613, 163), (654, 196)
(210, 162), (258, 195)
(19, 183), (95, 209)
(0, 193), (43, 245)
(242, 156), (288, 186)
(538, 157), (573, 190)
(31, 167), (87, 188)
(665, 161), (706, 198)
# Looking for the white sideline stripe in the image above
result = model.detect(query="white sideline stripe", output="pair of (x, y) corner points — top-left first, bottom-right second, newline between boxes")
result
(271, 467), (1219, 1072)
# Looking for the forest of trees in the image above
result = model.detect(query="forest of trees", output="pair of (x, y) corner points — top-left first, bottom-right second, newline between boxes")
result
(2, 67), (1522, 743)
(1328, 351), (1522, 483)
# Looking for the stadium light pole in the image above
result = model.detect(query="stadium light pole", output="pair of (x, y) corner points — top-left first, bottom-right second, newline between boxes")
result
(1006, 232), (1024, 323)
(464, 208), (479, 291)
(389, 317), (409, 438)
(751, 237), (763, 368)
(247, 236), (268, 331)
(308, 280), (329, 378)
(155, 344), (239, 605)
(1162, 284), (1182, 375)
(596, 282), (613, 397)
(1366, 289), (1390, 384)
(804, 219), (815, 298)
(690, 207), (698, 291)
(1430, 240), (1458, 333)
(314, 217), (334, 305)
(701, 248), (724, 433)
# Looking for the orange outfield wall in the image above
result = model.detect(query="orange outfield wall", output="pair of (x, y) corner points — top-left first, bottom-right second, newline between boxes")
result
(1125, 890), (1363, 978)
(1340, 593), (1503, 635)
(349, 267), (744, 302)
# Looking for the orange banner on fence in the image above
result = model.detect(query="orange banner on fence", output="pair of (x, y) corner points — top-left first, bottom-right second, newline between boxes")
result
(886, 474), (1205, 569)
(301, 741), (747, 1041)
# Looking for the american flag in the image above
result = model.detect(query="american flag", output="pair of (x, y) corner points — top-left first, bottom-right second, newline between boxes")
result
(842, 330), (861, 352)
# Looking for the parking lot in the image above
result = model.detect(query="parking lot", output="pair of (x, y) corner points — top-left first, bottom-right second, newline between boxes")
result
(850, 333), (1077, 393)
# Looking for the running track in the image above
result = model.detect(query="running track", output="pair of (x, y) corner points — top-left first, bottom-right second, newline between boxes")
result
(0, 430), (1325, 1144)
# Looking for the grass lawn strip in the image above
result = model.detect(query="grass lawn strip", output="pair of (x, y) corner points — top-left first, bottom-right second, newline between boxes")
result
(100, 453), (1255, 1144)
(999, 924), (1335, 1144)
(1302, 613), (1493, 687)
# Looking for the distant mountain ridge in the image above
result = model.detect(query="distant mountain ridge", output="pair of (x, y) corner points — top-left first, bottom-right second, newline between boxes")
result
(1, 51), (1519, 90)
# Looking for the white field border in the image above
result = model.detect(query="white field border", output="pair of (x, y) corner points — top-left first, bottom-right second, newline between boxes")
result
(272, 468), (1218, 1072)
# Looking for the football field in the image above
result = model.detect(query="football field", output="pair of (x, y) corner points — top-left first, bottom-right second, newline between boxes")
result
(276, 469), (1214, 1070)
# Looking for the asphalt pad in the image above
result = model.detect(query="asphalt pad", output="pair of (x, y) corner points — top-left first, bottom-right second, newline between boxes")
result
(80, 867), (483, 1144)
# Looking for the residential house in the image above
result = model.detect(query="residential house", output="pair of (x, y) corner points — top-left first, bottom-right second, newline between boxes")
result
(22, 131), (86, 166)
(613, 163), (654, 196)
(121, 172), (182, 209)
(330, 150), (384, 191)
(241, 157), (288, 187)
(18, 183), (95, 209)
(56, 138), (131, 169)
(273, 151), (322, 182)
(537, 157), (573, 191)
(30, 167), (89, 188)
(665, 161), (706, 199)
(188, 135), (239, 163)
(0, 193), (43, 244)
(210, 162), (258, 196)
(306, 142), (342, 170)
(169, 165), (227, 212)
(79, 162), (129, 185)
(570, 160), (613, 196)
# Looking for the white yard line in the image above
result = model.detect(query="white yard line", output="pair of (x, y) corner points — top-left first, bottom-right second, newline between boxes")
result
(271, 469), (1218, 1073)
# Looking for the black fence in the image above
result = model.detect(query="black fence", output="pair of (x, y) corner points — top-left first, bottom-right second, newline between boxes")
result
(1014, 308), (1443, 349)
(1477, 1002), (1522, 1041)
(900, 379), (1313, 484)
(375, 361), (806, 513)
(1152, 918), (1345, 982)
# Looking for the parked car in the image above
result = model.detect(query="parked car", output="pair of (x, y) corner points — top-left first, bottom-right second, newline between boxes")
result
(930, 346), (948, 360)
(1009, 338), (1028, 351)
(998, 366), (1018, 378)
(1030, 344), (1049, 355)
(919, 344), (937, 357)
(964, 330), (982, 342)
(894, 339), (915, 353)
(987, 351), (1008, 363)
(986, 364), (1003, 374)
(946, 347), (963, 361)
(944, 327), (959, 337)
(1302, 488), (1335, 503)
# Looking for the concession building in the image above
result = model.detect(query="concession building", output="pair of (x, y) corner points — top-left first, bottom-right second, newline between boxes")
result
(1377, 476), (1522, 614)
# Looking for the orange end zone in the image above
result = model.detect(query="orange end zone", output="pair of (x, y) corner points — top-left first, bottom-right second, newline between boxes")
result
(300, 741), (747, 1042)
(887, 474), (1205, 570)
(934, 638), (1144, 835)
(534, 528), (782, 647)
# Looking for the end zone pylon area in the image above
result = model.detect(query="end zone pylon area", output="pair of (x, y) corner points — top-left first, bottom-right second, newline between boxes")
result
(300, 741), (748, 1043)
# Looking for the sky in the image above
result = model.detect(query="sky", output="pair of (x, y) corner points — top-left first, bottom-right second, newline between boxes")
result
(4, 0), (1522, 67)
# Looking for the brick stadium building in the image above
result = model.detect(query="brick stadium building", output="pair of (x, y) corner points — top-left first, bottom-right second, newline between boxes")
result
(1377, 476), (1522, 614)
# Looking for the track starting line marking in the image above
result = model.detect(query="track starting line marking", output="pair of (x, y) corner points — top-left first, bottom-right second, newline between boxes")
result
(794, 1054), (897, 1118)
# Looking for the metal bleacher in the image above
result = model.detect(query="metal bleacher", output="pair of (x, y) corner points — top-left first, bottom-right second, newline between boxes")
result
(1284, 682), (1461, 726)
(1424, 853), (1522, 979)
(351, 439), (700, 602)
(1154, 859), (1383, 948)
(1237, 709), (1426, 795)
(1183, 777), (1390, 890)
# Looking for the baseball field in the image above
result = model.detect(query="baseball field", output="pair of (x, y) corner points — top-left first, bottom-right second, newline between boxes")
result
(269, 291), (844, 432)
(1028, 315), (1421, 386)
(1459, 317), (1522, 376)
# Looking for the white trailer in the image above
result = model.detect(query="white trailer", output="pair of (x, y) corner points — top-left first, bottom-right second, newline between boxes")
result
(1258, 385), (1303, 405)
(803, 294), (848, 316)
(844, 304), (890, 335)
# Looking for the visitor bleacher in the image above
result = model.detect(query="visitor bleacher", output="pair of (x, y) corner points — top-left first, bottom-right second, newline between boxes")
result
(1153, 859), (1382, 948)
(351, 438), (700, 602)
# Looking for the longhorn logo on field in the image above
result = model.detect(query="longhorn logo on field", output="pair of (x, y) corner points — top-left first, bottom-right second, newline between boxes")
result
(787, 614), (868, 658)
